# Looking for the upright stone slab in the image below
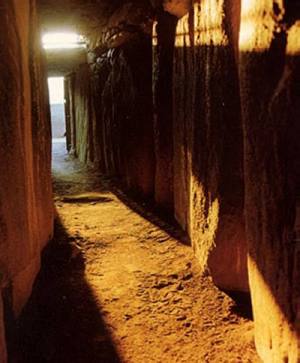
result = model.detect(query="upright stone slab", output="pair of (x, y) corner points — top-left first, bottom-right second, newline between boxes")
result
(239, 0), (300, 360)
(153, 10), (177, 211)
(0, 0), (53, 358)
(174, 0), (248, 292)
(173, 12), (193, 232)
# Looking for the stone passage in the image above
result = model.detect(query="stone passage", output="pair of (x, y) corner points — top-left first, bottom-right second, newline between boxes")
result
(0, 1), (300, 362)
(13, 140), (259, 363)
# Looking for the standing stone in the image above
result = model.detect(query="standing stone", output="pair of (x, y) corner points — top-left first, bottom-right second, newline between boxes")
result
(239, 0), (300, 360)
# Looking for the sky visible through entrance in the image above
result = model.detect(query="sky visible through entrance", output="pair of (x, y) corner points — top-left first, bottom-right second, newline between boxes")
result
(48, 77), (64, 105)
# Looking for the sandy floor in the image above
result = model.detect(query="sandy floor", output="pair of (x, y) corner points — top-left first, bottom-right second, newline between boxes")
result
(13, 140), (261, 363)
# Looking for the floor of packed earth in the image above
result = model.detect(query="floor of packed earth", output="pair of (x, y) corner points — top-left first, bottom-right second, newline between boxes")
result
(13, 139), (261, 363)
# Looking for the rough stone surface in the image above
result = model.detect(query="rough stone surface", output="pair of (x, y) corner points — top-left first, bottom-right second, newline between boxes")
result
(153, 10), (177, 211)
(173, 12), (193, 231)
(73, 64), (94, 164)
(0, 0), (53, 360)
(239, 0), (300, 361)
(38, 0), (153, 49)
(14, 140), (260, 363)
(163, 0), (191, 17)
(64, 74), (77, 154)
(36, 1), (300, 362)
(172, 0), (248, 292)
(66, 33), (155, 198)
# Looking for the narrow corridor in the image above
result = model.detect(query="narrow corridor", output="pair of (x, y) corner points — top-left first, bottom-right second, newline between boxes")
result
(1, 1), (300, 362)
(13, 140), (260, 363)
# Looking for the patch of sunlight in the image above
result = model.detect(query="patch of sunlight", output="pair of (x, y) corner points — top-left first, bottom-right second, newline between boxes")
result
(287, 22), (300, 56)
(189, 176), (220, 271)
(193, 0), (229, 47)
(175, 13), (190, 47)
(42, 32), (86, 50)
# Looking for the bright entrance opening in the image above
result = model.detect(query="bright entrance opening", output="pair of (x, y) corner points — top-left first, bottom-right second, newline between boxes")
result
(42, 32), (86, 49)
(48, 77), (66, 141)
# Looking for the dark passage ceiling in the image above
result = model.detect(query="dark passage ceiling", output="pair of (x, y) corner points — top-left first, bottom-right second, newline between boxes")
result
(38, 0), (191, 75)
(38, 0), (151, 34)
(38, 0), (191, 35)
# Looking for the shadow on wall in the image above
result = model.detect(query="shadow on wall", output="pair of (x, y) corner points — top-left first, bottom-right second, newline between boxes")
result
(171, 1), (247, 293)
(238, 2), (300, 361)
(171, 1), (300, 360)
(240, 50), (300, 362)
(10, 216), (121, 363)
(64, 33), (155, 198)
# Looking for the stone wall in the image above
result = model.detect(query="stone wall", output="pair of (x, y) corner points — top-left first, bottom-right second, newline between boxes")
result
(158, 0), (300, 360)
(74, 64), (94, 164)
(171, 0), (248, 292)
(0, 0), (53, 360)
(65, 3), (155, 197)
(239, 0), (300, 361)
(153, 10), (177, 211)
(56, 1), (300, 361)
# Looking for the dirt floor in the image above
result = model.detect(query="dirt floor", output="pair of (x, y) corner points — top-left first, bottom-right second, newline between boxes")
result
(12, 139), (261, 363)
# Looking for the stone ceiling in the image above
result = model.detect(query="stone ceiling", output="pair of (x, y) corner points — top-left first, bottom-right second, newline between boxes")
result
(38, 0), (191, 74)
(38, 0), (151, 36)
(38, 0), (191, 36)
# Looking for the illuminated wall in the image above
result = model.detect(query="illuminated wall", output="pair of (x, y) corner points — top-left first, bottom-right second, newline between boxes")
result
(157, 1), (300, 360)
(172, 0), (248, 292)
(239, 0), (300, 361)
(0, 1), (53, 361)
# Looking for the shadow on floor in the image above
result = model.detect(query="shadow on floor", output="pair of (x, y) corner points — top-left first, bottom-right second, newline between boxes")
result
(11, 217), (121, 363)
(52, 173), (111, 197)
(105, 181), (255, 322)
(223, 290), (253, 320)
(60, 194), (113, 204)
(109, 182), (191, 247)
